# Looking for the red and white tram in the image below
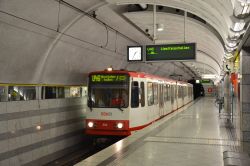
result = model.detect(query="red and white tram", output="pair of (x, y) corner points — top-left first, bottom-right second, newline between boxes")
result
(86, 69), (193, 136)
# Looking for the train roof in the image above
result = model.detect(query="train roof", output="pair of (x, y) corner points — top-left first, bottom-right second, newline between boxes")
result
(89, 70), (192, 86)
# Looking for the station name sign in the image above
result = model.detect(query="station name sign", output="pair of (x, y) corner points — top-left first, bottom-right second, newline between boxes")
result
(91, 74), (128, 83)
(146, 43), (196, 61)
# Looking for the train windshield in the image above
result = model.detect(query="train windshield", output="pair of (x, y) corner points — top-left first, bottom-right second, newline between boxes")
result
(89, 74), (129, 108)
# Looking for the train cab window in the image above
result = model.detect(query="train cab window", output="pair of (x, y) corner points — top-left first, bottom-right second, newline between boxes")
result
(153, 83), (158, 105)
(131, 81), (139, 108)
(140, 82), (145, 107)
(147, 82), (154, 106)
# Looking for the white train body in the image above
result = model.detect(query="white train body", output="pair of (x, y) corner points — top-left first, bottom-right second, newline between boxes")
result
(86, 70), (193, 136)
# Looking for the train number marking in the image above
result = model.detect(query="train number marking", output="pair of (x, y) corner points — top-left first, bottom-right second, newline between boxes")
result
(102, 123), (108, 127)
(101, 112), (112, 116)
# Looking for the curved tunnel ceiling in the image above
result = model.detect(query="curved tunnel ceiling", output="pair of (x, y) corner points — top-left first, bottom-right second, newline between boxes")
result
(123, 12), (224, 75)
(0, 0), (234, 84)
(107, 0), (233, 44)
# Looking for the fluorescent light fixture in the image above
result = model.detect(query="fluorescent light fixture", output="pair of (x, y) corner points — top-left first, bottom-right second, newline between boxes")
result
(239, 0), (250, 14)
(231, 21), (245, 32)
(233, 32), (241, 37)
(227, 41), (237, 47)
(202, 74), (217, 79)
(224, 55), (234, 60)
(242, 4), (250, 14)
(228, 29), (245, 40)
(139, 4), (148, 9)
(225, 51), (233, 58)
(157, 24), (164, 31)
(234, 0), (250, 16)
(225, 45), (236, 52)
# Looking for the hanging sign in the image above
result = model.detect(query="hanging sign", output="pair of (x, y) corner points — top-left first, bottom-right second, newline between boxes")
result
(146, 43), (196, 61)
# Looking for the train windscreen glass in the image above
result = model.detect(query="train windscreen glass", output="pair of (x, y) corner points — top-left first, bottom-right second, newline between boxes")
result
(89, 74), (129, 108)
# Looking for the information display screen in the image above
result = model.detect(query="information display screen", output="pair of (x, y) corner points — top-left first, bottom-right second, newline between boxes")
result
(146, 43), (196, 61)
(201, 79), (211, 83)
(90, 74), (128, 83)
(127, 46), (143, 61)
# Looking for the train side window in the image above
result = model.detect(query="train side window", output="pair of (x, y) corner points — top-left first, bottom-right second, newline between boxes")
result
(42, 86), (57, 99)
(178, 86), (182, 98)
(171, 85), (175, 104)
(131, 81), (139, 108)
(58, 87), (65, 98)
(167, 85), (171, 101)
(147, 82), (153, 106)
(153, 83), (158, 105)
(81, 87), (88, 97)
(163, 85), (167, 102)
(186, 87), (187, 97)
(8, 86), (36, 101)
(178, 86), (180, 98)
(65, 87), (81, 98)
(140, 82), (145, 107)
(0, 86), (8, 102)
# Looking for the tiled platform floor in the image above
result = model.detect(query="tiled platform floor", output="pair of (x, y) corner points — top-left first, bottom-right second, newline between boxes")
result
(76, 98), (241, 166)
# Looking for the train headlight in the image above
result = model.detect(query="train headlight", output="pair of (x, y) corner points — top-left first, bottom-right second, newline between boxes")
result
(117, 123), (123, 129)
(88, 122), (94, 128)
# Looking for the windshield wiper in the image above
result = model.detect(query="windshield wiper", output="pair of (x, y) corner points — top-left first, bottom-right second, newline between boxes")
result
(117, 107), (124, 112)
(87, 100), (93, 111)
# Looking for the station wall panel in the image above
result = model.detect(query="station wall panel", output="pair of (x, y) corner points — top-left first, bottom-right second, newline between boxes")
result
(0, 97), (88, 166)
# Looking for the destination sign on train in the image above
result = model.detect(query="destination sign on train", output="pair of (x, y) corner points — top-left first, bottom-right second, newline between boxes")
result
(91, 74), (128, 82)
(146, 43), (196, 61)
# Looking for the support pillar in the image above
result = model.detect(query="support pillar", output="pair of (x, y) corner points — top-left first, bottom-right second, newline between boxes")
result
(224, 73), (231, 114)
(240, 49), (250, 154)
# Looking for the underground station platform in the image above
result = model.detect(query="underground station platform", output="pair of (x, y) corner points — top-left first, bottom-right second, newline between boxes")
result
(75, 98), (250, 166)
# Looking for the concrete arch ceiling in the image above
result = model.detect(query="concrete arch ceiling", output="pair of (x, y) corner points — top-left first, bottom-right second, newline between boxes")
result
(107, 0), (234, 80)
(123, 12), (223, 75)
(107, 0), (233, 43)
(0, 0), (232, 84)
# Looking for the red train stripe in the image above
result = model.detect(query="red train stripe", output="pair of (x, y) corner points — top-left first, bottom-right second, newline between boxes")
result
(85, 101), (192, 136)
(85, 129), (131, 136)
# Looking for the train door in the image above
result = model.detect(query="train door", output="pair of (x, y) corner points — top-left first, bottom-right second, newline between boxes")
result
(140, 82), (145, 109)
(163, 84), (168, 114)
(131, 80), (150, 127)
(176, 84), (179, 109)
(159, 84), (164, 117)
(171, 84), (176, 111)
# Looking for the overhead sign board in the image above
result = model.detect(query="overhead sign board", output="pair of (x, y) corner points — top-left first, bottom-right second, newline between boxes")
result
(146, 43), (196, 61)
(201, 79), (211, 84)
